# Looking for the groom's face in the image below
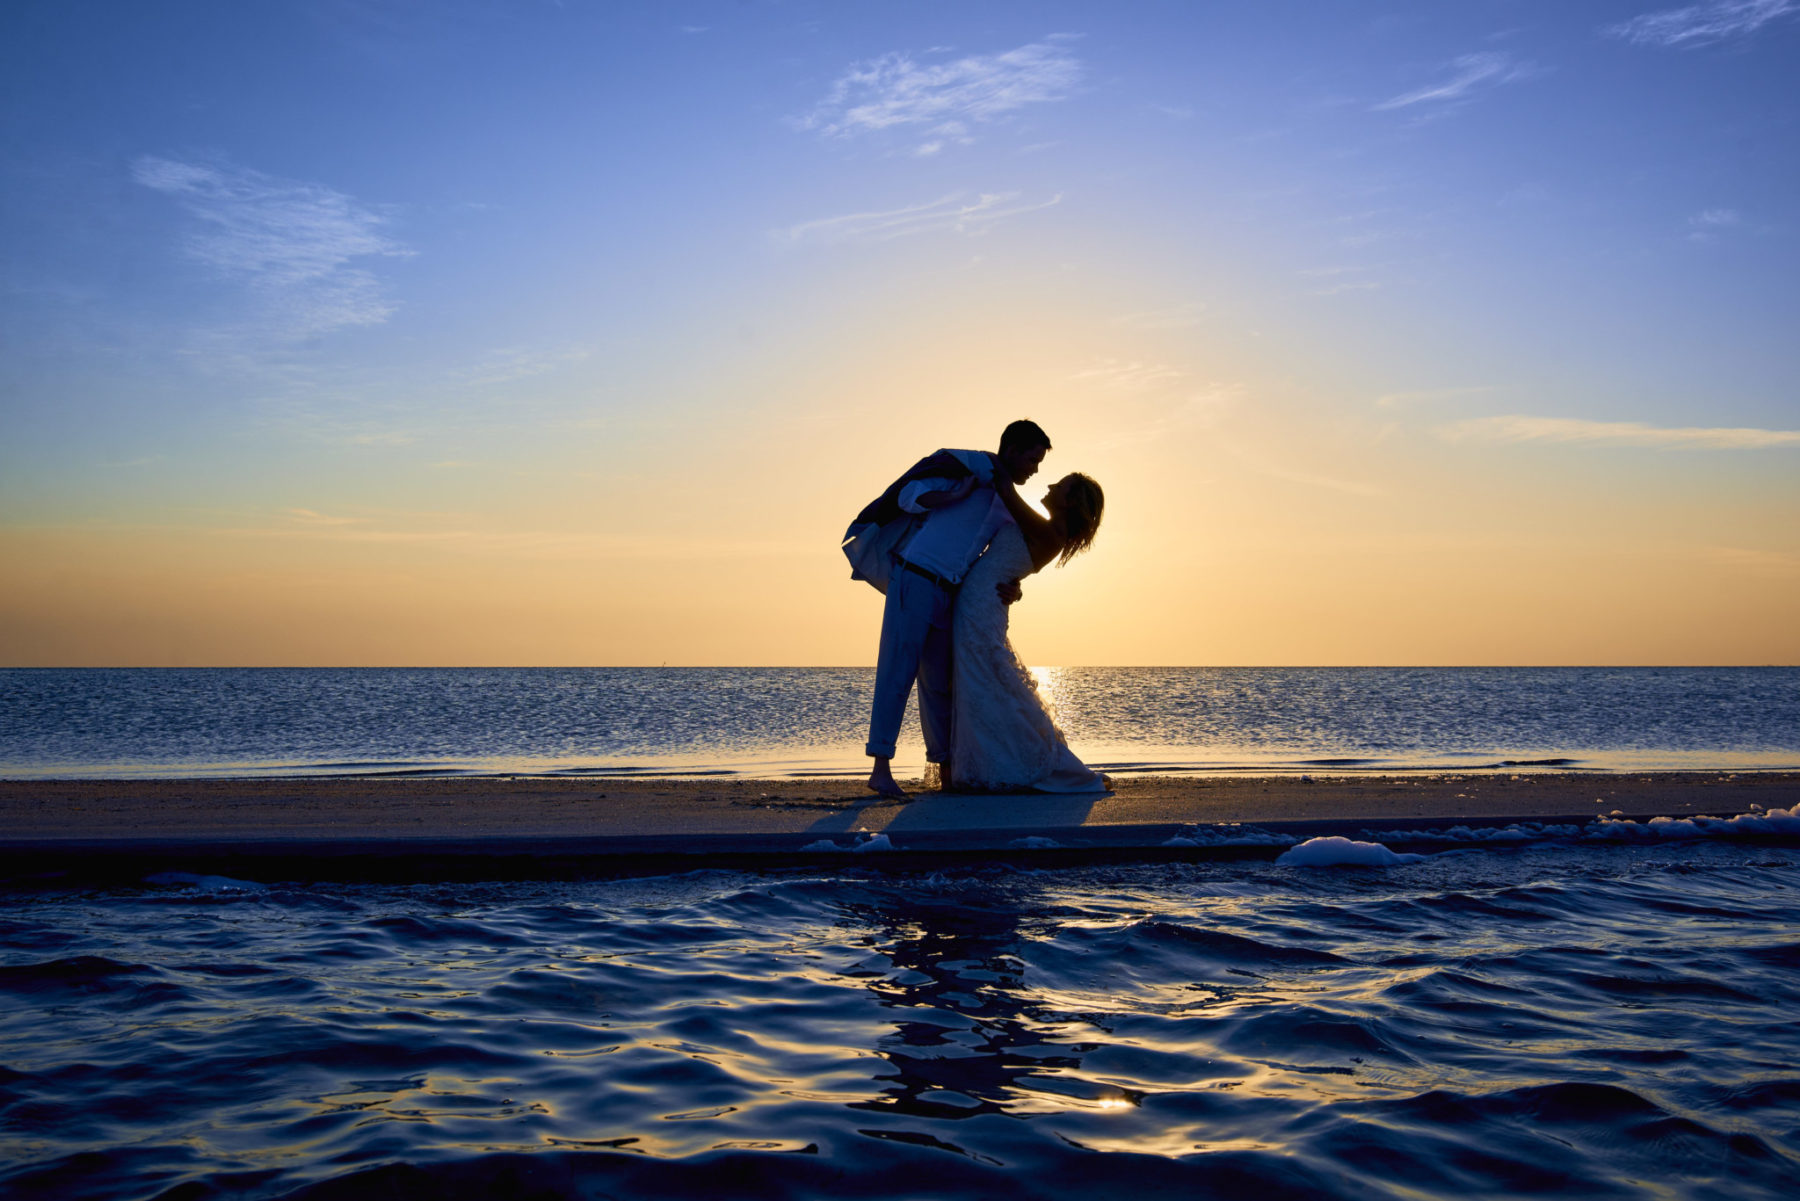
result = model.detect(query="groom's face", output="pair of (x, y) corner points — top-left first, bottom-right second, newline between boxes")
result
(1003, 443), (1048, 485)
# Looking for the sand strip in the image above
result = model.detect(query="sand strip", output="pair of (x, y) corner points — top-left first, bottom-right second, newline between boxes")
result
(1, 772), (1794, 882)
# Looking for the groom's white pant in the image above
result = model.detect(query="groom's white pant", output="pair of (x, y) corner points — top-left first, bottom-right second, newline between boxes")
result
(866, 565), (954, 762)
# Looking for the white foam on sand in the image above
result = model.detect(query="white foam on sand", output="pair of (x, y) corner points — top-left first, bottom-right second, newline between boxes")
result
(800, 832), (895, 853)
(801, 806), (1799, 857)
(1374, 822), (1583, 843)
(1276, 837), (1425, 867)
(144, 871), (266, 893)
(1162, 824), (1298, 848)
(1277, 806), (1800, 865)
(1589, 804), (1800, 840)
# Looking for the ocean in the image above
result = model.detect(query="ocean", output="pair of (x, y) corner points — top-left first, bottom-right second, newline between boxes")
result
(3, 666), (1798, 779)
(4, 844), (1799, 1198)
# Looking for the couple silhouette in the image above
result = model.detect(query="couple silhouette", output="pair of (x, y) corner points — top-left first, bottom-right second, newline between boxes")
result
(843, 420), (1106, 799)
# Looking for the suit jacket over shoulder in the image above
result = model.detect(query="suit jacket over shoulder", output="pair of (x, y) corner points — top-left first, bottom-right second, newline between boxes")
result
(841, 449), (983, 592)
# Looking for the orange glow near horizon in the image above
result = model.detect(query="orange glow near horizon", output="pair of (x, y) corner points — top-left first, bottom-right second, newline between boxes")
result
(3, 14), (1797, 668)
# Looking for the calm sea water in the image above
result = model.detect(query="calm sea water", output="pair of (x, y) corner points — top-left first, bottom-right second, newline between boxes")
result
(2, 667), (1798, 779)
(4, 842), (1799, 1199)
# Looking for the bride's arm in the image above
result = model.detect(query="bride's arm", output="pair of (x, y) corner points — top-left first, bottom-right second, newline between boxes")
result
(989, 464), (1064, 571)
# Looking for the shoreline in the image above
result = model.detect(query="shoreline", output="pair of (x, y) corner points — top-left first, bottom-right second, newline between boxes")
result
(8, 756), (1798, 782)
(3, 772), (1796, 883)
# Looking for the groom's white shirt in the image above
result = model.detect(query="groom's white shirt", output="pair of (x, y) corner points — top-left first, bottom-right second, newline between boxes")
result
(896, 449), (1012, 584)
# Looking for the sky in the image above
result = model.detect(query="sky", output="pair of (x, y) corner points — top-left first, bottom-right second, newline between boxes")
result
(2, 0), (1797, 667)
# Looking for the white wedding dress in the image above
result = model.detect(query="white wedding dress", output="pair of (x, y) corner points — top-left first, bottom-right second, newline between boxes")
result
(946, 523), (1107, 793)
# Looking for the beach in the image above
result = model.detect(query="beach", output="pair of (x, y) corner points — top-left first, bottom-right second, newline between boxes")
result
(7, 770), (1792, 840)
(4, 771), (1795, 881)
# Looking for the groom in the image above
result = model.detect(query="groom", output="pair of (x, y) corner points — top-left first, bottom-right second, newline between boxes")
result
(854, 419), (1052, 798)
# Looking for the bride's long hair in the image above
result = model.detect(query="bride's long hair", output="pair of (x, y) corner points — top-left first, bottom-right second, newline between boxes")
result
(1057, 473), (1104, 565)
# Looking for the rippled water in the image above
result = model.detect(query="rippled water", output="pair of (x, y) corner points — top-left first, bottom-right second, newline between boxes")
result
(4, 666), (1797, 777)
(4, 843), (1799, 1199)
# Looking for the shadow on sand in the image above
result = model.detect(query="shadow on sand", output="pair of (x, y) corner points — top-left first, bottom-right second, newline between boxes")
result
(802, 789), (1104, 843)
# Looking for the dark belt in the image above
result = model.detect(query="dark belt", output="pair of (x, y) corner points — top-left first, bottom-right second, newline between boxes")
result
(897, 557), (959, 592)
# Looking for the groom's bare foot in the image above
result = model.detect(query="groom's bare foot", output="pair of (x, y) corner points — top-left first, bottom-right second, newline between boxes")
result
(867, 759), (909, 800)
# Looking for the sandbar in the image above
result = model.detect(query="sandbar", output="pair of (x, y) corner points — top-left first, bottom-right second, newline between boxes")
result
(2, 772), (1794, 882)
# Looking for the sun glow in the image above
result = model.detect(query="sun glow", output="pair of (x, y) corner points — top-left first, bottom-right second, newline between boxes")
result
(1, 5), (1795, 667)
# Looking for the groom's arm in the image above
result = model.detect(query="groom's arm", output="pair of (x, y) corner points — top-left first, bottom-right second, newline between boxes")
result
(899, 474), (981, 513)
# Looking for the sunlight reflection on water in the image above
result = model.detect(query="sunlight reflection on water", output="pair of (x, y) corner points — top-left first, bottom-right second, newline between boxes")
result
(4, 843), (1799, 1198)
(4, 666), (1797, 778)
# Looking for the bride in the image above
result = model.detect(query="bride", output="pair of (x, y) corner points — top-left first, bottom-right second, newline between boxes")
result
(943, 467), (1107, 793)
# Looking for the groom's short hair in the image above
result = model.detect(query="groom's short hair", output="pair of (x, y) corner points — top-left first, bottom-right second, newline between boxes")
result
(999, 419), (1051, 455)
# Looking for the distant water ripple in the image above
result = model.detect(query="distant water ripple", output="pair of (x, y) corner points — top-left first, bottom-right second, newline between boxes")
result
(3, 666), (1797, 777)
(3, 843), (1798, 1198)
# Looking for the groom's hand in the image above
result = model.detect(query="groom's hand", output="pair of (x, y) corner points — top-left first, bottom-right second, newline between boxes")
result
(997, 578), (1023, 605)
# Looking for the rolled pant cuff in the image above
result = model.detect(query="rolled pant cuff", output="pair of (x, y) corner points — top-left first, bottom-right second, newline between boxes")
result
(865, 743), (897, 759)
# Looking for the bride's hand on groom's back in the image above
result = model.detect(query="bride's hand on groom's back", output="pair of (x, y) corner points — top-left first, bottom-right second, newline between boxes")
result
(997, 578), (1023, 605)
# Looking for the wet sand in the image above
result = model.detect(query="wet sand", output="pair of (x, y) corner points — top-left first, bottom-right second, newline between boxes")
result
(2, 770), (1792, 849)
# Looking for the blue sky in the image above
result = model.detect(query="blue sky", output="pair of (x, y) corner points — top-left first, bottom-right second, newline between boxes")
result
(3, 1), (1797, 665)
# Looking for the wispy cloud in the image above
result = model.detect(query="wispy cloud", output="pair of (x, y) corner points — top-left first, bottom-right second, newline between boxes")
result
(226, 514), (816, 562)
(1440, 415), (1800, 449)
(1688, 207), (1744, 240)
(795, 37), (1081, 151)
(283, 507), (365, 527)
(1607, 0), (1798, 47)
(1227, 440), (1387, 496)
(1375, 385), (1496, 409)
(773, 191), (1060, 246)
(1095, 385), (1240, 451)
(450, 346), (591, 388)
(1706, 546), (1800, 578)
(1111, 301), (1207, 330)
(1372, 51), (1534, 111)
(1071, 358), (1185, 392)
(343, 430), (415, 447)
(133, 155), (409, 339)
